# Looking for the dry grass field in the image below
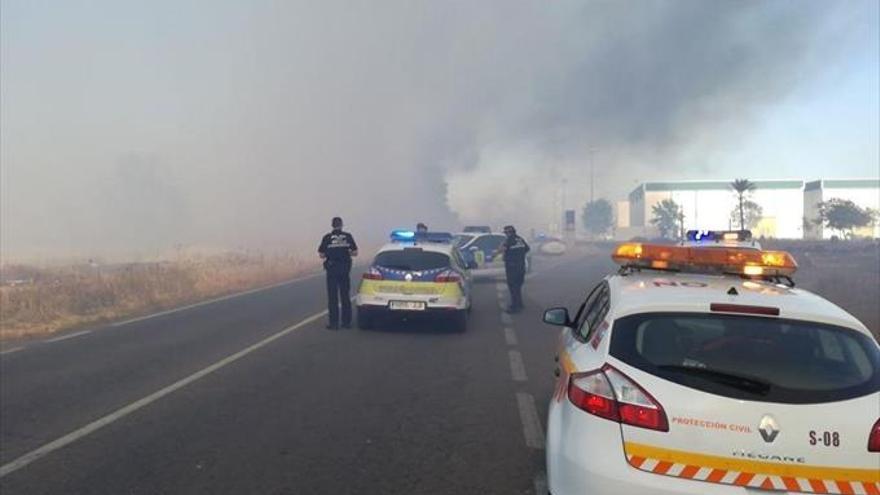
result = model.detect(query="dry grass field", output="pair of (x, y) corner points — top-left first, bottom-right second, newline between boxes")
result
(0, 253), (319, 341)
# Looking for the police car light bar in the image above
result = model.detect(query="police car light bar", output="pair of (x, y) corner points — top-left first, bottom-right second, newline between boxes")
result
(686, 230), (752, 243)
(390, 230), (453, 243)
(612, 242), (798, 277)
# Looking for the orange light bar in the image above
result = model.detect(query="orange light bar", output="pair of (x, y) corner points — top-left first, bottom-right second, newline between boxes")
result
(612, 243), (797, 276)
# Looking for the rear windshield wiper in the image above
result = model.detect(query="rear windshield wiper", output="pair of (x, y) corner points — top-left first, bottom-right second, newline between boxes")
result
(657, 365), (772, 395)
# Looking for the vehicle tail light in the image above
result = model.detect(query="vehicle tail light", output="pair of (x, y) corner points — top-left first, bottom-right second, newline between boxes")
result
(435, 271), (461, 283)
(362, 267), (383, 280)
(568, 365), (668, 432)
(568, 369), (619, 421)
(869, 418), (880, 452)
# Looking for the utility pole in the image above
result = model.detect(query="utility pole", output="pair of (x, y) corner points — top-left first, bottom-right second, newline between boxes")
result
(588, 147), (597, 202)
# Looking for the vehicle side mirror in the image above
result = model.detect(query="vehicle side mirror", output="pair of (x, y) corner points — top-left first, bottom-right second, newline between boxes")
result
(543, 307), (571, 327)
(467, 260), (478, 269)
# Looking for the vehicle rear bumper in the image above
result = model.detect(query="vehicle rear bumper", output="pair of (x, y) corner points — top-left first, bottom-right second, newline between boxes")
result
(548, 401), (739, 495)
(355, 296), (468, 312)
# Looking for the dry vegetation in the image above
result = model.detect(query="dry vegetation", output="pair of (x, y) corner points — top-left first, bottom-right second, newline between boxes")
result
(0, 253), (320, 340)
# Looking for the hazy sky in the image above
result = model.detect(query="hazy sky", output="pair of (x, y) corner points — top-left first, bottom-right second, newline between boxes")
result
(2, 0), (878, 260)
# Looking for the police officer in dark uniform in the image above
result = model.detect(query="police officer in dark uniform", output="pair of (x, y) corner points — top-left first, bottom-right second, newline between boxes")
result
(318, 217), (358, 329)
(495, 225), (530, 313)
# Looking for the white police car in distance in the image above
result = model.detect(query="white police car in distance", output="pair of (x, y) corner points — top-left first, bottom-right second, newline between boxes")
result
(542, 232), (880, 495)
(453, 231), (531, 280)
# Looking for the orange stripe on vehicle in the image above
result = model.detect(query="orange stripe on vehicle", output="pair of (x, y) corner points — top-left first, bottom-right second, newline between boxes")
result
(836, 480), (854, 495)
(679, 465), (700, 479)
(733, 472), (754, 486)
(782, 477), (800, 491)
(559, 351), (577, 374)
(629, 456), (646, 468)
(759, 477), (775, 490)
(654, 461), (673, 475)
(706, 469), (726, 483)
(866, 482), (880, 495)
(808, 479), (828, 493)
(624, 442), (880, 483)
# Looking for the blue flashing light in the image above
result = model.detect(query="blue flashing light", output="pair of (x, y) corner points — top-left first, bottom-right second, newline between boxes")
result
(390, 230), (453, 243)
(686, 230), (752, 243)
(390, 230), (416, 241)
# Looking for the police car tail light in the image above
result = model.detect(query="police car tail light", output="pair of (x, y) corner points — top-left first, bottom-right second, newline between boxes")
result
(434, 271), (461, 283)
(362, 267), (383, 280)
(869, 418), (880, 452)
(604, 366), (669, 432)
(568, 369), (619, 422)
(568, 366), (668, 432)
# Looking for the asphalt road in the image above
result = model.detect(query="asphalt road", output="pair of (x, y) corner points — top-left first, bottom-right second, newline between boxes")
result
(0, 252), (613, 494)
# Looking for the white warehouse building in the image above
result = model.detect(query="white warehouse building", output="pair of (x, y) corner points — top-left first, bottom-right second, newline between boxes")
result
(804, 179), (880, 239)
(622, 178), (880, 240)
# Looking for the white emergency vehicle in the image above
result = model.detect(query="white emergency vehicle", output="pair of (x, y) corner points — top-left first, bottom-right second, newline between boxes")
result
(542, 231), (880, 495)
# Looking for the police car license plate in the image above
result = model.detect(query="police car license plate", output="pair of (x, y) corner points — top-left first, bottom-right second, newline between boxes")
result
(389, 300), (426, 311)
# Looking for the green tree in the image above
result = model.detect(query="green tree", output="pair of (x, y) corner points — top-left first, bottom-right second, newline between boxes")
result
(729, 199), (763, 230)
(582, 199), (613, 237)
(817, 198), (877, 239)
(730, 179), (757, 231)
(650, 199), (683, 240)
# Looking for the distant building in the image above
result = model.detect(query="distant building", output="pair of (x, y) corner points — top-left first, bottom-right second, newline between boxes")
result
(627, 180), (806, 239)
(624, 178), (879, 240)
(804, 179), (880, 239)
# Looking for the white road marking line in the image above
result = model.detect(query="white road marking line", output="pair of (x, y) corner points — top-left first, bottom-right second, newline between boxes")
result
(516, 392), (545, 449)
(0, 309), (328, 479)
(498, 300), (507, 310)
(45, 330), (91, 343)
(111, 272), (322, 327)
(501, 313), (513, 324)
(495, 282), (506, 291)
(504, 327), (518, 346)
(509, 350), (527, 381)
(0, 346), (25, 355)
(533, 472), (548, 495)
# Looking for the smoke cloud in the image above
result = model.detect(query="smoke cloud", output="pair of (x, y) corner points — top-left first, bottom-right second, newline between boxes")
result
(1, 0), (875, 260)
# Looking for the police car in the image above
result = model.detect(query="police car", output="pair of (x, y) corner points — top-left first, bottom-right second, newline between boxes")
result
(454, 231), (531, 279)
(356, 230), (475, 331)
(542, 231), (880, 495)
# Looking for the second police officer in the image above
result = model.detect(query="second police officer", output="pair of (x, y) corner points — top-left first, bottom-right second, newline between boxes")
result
(495, 225), (530, 313)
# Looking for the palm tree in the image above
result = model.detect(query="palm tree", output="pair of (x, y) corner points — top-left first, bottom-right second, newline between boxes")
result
(730, 179), (757, 231)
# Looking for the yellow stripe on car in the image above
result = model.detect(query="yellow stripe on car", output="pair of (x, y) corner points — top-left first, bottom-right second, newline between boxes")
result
(624, 442), (880, 483)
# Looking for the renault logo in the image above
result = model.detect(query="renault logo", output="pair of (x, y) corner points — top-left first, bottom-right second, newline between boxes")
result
(758, 415), (780, 443)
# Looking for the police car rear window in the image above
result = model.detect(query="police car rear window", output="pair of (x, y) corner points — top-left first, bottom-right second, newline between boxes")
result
(610, 313), (880, 404)
(374, 250), (450, 271)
